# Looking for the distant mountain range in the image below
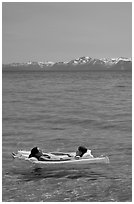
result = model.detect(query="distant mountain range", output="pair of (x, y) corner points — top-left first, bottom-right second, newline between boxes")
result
(2, 56), (132, 71)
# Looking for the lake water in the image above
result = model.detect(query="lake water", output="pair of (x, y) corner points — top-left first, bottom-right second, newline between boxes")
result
(2, 70), (132, 202)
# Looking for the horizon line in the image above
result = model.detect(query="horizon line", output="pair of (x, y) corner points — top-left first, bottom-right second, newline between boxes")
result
(2, 56), (132, 64)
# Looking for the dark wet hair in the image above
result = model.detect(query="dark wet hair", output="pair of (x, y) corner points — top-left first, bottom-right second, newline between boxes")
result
(29, 147), (39, 158)
(78, 146), (87, 157)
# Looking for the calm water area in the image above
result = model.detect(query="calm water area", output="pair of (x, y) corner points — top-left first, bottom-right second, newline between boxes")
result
(2, 70), (132, 202)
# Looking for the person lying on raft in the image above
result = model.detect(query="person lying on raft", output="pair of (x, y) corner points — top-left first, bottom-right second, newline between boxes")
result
(75, 146), (93, 159)
(28, 146), (93, 161)
(28, 147), (72, 161)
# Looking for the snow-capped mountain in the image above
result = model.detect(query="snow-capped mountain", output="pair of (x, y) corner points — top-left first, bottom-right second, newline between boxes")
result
(2, 56), (132, 71)
(66, 56), (131, 66)
(65, 56), (132, 70)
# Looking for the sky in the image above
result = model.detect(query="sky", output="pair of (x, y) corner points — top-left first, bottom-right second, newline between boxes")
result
(2, 2), (132, 63)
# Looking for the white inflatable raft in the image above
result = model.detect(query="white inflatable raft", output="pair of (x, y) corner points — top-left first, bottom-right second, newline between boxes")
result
(12, 150), (109, 169)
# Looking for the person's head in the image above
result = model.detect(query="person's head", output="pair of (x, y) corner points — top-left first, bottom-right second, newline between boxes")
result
(29, 147), (43, 159)
(76, 146), (87, 157)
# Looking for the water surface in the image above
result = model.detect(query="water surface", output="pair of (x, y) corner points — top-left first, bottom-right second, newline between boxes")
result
(2, 71), (132, 201)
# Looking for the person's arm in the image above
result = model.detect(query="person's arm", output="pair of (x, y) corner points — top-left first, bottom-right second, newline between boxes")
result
(39, 156), (51, 161)
(42, 153), (51, 158)
(63, 153), (72, 157)
(50, 152), (72, 157)
(83, 150), (94, 158)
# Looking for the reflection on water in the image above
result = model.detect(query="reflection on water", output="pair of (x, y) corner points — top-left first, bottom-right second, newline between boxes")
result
(12, 167), (105, 180)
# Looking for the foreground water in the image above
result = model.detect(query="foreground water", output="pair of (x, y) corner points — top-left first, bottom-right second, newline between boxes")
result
(2, 71), (132, 202)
